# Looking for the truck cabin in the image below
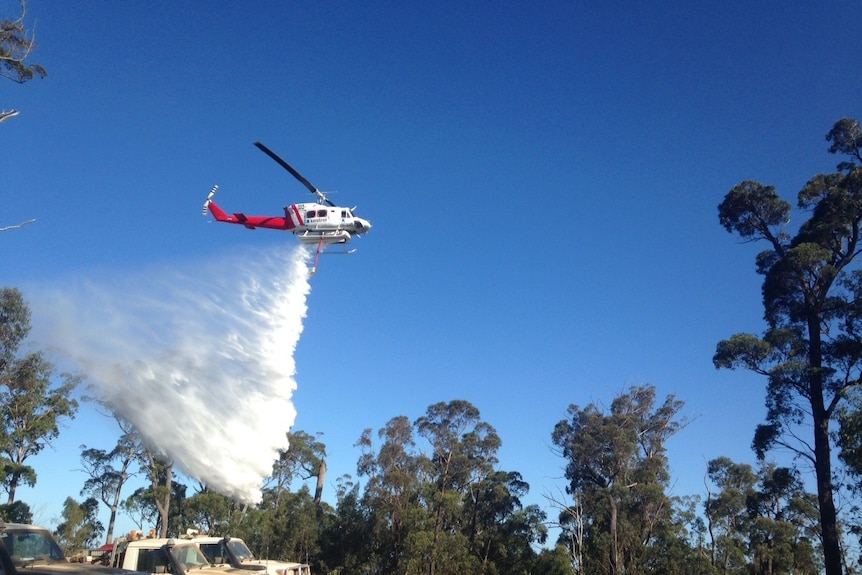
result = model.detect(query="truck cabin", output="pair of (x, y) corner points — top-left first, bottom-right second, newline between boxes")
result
(0, 527), (65, 565)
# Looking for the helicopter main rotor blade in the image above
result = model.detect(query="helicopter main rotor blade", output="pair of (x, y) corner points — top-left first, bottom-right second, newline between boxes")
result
(254, 141), (334, 205)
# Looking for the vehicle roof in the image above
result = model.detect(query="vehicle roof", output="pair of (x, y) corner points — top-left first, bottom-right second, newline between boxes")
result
(187, 537), (227, 543)
(0, 523), (50, 530)
(125, 538), (198, 547)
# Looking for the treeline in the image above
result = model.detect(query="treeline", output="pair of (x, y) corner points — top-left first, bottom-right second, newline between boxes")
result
(0, 352), (838, 575)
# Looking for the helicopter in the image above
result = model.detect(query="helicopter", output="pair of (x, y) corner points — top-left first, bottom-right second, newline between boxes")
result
(203, 142), (372, 275)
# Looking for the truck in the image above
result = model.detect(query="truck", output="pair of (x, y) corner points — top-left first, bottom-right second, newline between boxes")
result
(110, 537), (243, 575)
(0, 522), (146, 575)
(189, 537), (309, 575)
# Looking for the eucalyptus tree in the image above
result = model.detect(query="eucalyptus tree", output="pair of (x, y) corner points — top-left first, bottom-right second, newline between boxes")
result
(747, 464), (820, 575)
(414, 400), (502, 575)
(318, 475), (374, 575)
(0, 288), (79, 504)
(183, 485), (234, 535)
(267, 431), (327, 505)
(356, 415), (421, 574)
(704, 457), (758, 574)
(265, 486), (321, 565)
(465, 472), (546, 575)
(129, 450), (185, 538)
(354, 400), (542, 575)
(80, 416), (140, 544)
(714, 117), (862, 575)
(552, 385), (685, 575)
(54, 496), (104, 556)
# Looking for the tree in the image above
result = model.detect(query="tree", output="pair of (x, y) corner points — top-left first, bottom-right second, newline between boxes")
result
(533, 545), (578, 575)
(121, 488), (156, 532)
(704, 457), (757, 574)
(268, 431), (327, 505)
(79, 416), (140, 545)
(318, 475), (373, 575)
(0, 289), (80, 504)
(414, 400), (502, 575)
(351, 401), (543, 575)
(54, 496), (104, 556)
(1, 0), (47, 122)
(0, 288), (29, 372)
(134, 444), (180, 538)
(356, 415), (421, 574)
(714, 117), (862, 575)
(183, 485), (235, 535)
(747, 464), (821, 575)
(545, 487), (585, 574)
(0, 353), (79, 503)
(0, 499), (31, 523)
(264, 486), (322, 565)
(551, 385), (686, 575)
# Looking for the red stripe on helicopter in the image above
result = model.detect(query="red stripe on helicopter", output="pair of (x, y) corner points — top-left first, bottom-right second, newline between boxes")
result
(291, 204), (305, 227)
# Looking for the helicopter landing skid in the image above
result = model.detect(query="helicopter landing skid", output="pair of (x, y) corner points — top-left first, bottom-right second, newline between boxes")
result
(309, 240), (357, 277)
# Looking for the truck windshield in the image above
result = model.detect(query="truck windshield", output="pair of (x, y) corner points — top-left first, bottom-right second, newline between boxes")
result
(226, 540), (254, 562)
(170, 545), (212, 570)
(0, 529), (65, 565)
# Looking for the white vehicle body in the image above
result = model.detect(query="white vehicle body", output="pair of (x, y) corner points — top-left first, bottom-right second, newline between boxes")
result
(113, 538), (243, 575)
(190, 537), (309, 575)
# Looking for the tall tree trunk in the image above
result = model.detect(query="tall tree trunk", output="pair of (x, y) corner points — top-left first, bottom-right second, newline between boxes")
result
(813, 404), (842, 575)
(106, 486), (121, 544)
(608, 491), (619, 575)
(809, 316), (843, 575)
(155, 461), (173, 538)
(313, 460), (326, 505)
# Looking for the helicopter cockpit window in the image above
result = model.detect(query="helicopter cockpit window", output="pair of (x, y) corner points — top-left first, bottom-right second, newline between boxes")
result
(307, 210), (317, 218)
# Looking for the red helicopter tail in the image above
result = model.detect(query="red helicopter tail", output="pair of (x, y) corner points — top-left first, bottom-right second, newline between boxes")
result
(202, 185), (236, 223)
(207, 200), (232, 222)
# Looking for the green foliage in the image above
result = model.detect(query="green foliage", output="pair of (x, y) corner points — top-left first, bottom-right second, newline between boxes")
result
(0, 288), (30, 371)
(265, 486), (321, 564)
(54, 497), (104, 556)
(718, 181), (791, 240)
(826, 118), (862, 171)
(317, 476), (374, 575)
(0, 500), (31, 523)
(533, 545), (576, 575)
(183, 487), (234, 535)
(123, 463), (187, 539)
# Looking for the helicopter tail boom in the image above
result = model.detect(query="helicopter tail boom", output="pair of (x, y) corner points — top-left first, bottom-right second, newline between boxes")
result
(205, 198), (235, 223)
(203, 188), (296, 231)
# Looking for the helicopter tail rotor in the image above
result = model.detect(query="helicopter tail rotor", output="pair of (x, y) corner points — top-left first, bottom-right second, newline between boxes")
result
(202, 185), (218, 215)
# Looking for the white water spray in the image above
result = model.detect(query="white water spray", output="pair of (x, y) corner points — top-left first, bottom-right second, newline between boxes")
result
(31, 245), (311, 504)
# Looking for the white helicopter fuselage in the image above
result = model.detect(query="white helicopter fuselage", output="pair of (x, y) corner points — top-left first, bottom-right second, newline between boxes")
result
(286, 202), (372, 246)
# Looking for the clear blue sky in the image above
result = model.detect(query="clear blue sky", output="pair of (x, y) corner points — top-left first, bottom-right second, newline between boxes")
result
(2, 0), (861, 540)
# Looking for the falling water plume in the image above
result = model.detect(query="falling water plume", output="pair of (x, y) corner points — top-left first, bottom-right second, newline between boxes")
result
(30, 245), (312, 504)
